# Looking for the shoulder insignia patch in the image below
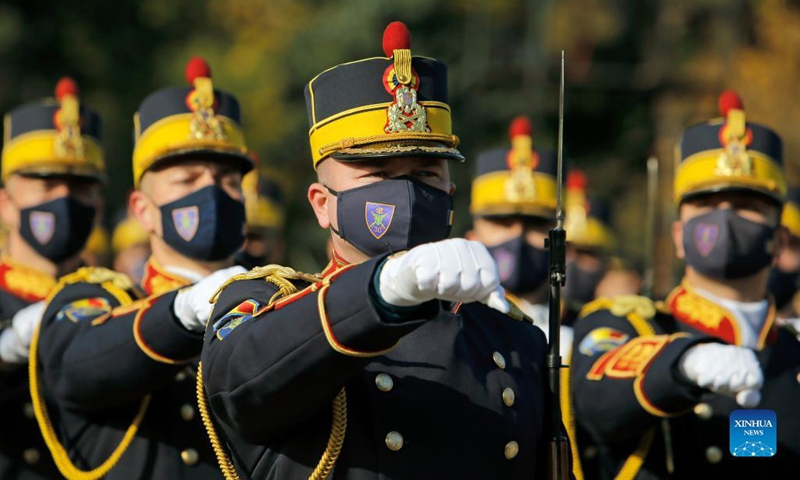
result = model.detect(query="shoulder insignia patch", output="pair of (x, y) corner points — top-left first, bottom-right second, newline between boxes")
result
(579, 327), (629, 356)
(55, 297), (112, 323)
(609, 295), (656, 320)
(213, 299), (265, 340)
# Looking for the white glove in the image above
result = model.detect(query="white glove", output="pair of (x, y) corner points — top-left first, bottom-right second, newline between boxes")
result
(378, 238), (509, 314)
(173, 266), (247, 332)
(0, 301), (46, 364)
(679, 343), (763, 407)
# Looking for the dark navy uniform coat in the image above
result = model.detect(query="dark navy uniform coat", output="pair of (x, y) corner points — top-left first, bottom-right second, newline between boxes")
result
(569, 286), (800, 480)
(201, 255), (558, 480)
(32, 260), (222, 479)
(0, 259), (59, 480)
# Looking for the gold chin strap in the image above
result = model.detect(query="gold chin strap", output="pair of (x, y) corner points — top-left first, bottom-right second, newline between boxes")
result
(199, 264), (348, 480)
(29, 322), (151, 480)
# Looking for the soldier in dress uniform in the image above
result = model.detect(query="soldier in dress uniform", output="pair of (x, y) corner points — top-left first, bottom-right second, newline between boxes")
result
(28, 57), (253, 479)
(767, 186), (800, 319)
(199, 22), (565, 479)
(568, 91), (800, 479)
(0, 77), (105, 479)
(466, 115), (573, 355)
(562, 170), (619, 326)
(235, 168), (286, 270)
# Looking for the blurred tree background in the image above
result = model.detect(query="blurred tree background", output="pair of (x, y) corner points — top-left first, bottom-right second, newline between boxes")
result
(0, 0), (796, 297)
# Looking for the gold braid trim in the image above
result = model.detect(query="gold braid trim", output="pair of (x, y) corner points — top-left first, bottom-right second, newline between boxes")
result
(196, 364), (240, 480)
(318, 132), (459, 158)
(560, 350), (585, 480)
(210, 264), (323, 305)
(200, 264), (348, 480)
(615, 429), (655, 480)
(29, 322), (150, 480)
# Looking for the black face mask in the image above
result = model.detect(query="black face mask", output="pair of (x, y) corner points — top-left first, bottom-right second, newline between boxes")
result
(485, 235), (549, 295)
(565, 261), (606, 307)
(234, 250), (267, 271)
(683, 209), (776, 280)
(19, 196), (96, 263)
(327, 175), (454, 257)
(159, 185), (246, 262)
(767, 268), (799, 309)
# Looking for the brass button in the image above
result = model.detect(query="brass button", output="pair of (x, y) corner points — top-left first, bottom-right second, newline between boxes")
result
(504, 441), (519, 459)
(502, 388), (515, 407)
(181, 448), (199, 466)
(385, 431), (404, 451)
(583, 446), (598, 459)
(23, 402), (34, 419)
(375, 373), (394, 392)
(493, 352), (506, 370)
(175, 371), (187, 382)
(23, 448), (40, 465)
(693, 403), (713, 420)
(796, 371), (800, 384)
(705, 446), (723, 464)
(180, 404), (195, 421)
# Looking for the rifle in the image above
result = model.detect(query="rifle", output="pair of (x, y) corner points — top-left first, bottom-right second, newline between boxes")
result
(642, 156), (659, 298)
(545, 50), (570, 480)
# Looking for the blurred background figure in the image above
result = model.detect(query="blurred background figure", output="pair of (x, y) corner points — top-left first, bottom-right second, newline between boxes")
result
(594, 256), (643, 298)
(111, 212), (151, 284)
(80, 222), (111, 268)
(236, 168), (286, 270)
(563, 169), (625, 324)
(769, 186), (800, 319)
(467, 116), (573, 353)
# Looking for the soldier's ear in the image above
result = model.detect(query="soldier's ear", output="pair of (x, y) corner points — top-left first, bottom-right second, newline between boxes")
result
(308, 182), (332, 229)
(672, 220), (686, 259)
(773, 226), (790, 264)
(0, 188), (16, 229)
(128, 190), (157, 235)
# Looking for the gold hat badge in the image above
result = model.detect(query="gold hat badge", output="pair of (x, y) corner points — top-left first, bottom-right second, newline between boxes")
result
(715, 90), (753, 177)
(53, 77), (84, 159)
(382, 21), (430, 134)
(185, 57), (226, 141)
(504, 116), (537, 203)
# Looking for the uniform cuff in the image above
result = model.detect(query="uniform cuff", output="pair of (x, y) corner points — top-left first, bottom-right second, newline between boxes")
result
(133, 290), (203, 364)
(369, 258), (439, 324)
(635, 335), (711, 416)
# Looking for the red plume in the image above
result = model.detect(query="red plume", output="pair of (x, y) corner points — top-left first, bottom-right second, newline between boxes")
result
(55, 77), (78, 100)
(509, 116), (532, 139)
(567, 170), (588, 191)
(185, 57), (212, 84)
(383, 21), (411, 57)
(718, 90), (744, 116)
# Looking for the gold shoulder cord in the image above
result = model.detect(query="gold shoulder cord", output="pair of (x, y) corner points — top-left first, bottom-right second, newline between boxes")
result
(199, 265), (348, 480)
(29, 278), (151, 480)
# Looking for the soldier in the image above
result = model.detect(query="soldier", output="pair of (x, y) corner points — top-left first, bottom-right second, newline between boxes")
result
(0, 77), (105, 479)
(29, 57), (251, 479)
(568, 91), (799, 478)
(768, 186), (800, 319)
(236, 168), (286, 269)
(562, 169), (619, 326)
(467, 115), (573, 355)
(199, 22), (564, 479)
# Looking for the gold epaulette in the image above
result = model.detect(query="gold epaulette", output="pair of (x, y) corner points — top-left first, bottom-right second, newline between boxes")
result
(47, 267), (136, 304)
(579, 295), (657, 322)
(210, 264), (324, 306)
(506, 295), (534, 323)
